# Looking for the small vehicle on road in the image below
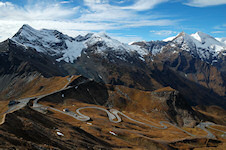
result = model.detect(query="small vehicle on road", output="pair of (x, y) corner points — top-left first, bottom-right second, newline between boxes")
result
(63, 108), (69, 112)
(8, 100), (19, 107)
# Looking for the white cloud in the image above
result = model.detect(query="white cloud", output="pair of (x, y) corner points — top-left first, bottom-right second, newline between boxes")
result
(122, 0), (168, 11)
(211, 31), (225, 34)
(0, 1), (77, 20)
(0, 20), (118, 41)
(60, 0), (74, 4)
(150, 30), (177, 36)
(114, 0), (128, 4)
(109, 33), (144, 43)
(0, 0), (178, 42)
(184, 0), (226, 7)
(78, 0), (176, 26)
(214, 24), (226, 30)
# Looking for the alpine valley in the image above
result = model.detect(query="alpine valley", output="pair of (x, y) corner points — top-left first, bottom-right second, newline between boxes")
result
(0, 25), (226, 149)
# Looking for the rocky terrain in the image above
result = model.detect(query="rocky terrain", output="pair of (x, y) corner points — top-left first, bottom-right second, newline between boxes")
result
(0, 25), (225, 149)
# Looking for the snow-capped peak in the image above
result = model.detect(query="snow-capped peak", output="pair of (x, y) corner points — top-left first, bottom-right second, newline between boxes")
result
(12, 24), (74, 55)
(20, 24), (36, 32)
(191, 31), (224, 47)
(191, 31), (210, 43)
(87, 32), (149, 58)
(128, 41), (136, 45)
(163, 35), (177, 42)
(216, 37), (226, 45)
(170, 31), (226, 62)
(172, 31), (199, 52)
(163, 32), (187, 42)
(11, 25), (148, 63)
(191, 31), (225, 52)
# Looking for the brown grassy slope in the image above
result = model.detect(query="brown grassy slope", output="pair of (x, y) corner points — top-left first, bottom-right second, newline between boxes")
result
(1, 75), (80, 101)
(39, 100), (225, 149)
(0, 105), (116, 149)
(0, 101), (9, 124)
(194, 105), (226, 126)
(108, 85), (198, 125)
(108, 85), (165, 112)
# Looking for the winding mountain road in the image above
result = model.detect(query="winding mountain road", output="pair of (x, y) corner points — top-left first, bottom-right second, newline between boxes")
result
(1, 76), (225, 139)
(34, 104), (224, 139)
(74, 106), (210, 138)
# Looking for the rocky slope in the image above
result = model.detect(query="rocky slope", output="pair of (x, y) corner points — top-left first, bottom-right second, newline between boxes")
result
(0, 24), (226, 149)
(132, 32), (226, 107)
(0, 105), (116, 149)
(0, 39), (68, 100)
(0, 25), (225, 108)
(1, 83), (224, 149)
(12, 24), (148, 63)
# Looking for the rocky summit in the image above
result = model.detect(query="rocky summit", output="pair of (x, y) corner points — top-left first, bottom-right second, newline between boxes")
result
(0, 25), (226, 149)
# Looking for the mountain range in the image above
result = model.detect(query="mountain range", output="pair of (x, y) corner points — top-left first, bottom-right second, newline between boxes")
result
(1, 24), (225, 107)
(0, 25), (226, 149)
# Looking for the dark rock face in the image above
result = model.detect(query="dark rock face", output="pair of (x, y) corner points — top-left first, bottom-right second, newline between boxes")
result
(132, 40), (167, 54)
(0, 26), (225, 110)
(0, 39), (67, 99)
(152, 90), (200, 127)
(1, 37), (224, 108)
(130, 39), (226, 108)
(64, 52), (159, 91)
(0, 25), (225, 149)
(149, 64), (225, 108)
(0, 39), (66, 77)
(132, 35), (226, 105)
(39, 77), (109, 105)
(155, 49), (226, 97)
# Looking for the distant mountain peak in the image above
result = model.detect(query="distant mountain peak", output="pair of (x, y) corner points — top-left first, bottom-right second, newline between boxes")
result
(12, 24), (74, 55)
(175, 31), (191, 39)
(163, 32), (189, 42)
(11, 25), (148, 63)
(178, 31), (186, 36)
(92, 32), (111, 39)
(191, 31), (215, 43)
(10, 25), (225, 65)
(21, 24), (34, 30)
(168, 31), (226, 62)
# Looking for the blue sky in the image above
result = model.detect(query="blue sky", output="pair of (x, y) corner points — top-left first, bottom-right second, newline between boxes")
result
(0, 0), (225, 43)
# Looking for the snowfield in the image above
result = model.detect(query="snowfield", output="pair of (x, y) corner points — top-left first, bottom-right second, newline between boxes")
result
(12, 25), (148, 63)
(11, 25), (226, 64)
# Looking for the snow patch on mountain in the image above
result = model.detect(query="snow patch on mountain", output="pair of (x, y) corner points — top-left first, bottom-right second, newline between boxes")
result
(12, 24), (74, 55)
(216, 37), (226, 45)
(163, 34), (178, 42)
(11, 25), (148, 63)
(191, 32), (225, 53)
(84, 32), (148, 57)
(11, 25), (225, 64)
(171, 31), (226, 62)
(56, 40), (87, 63)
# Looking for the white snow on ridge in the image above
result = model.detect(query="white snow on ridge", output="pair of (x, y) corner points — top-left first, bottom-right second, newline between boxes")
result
(56, 40), (87, 63)
(216, 37), (226, 45)
(85, 32), (148, 57)
(128, 41), (136, 45)
(191, 31), (226, 52)
(11, 25), (226, 64)
(163, 34), (178, 42)
(171, 31), (226, 61)
(12, 25), (148, 62)
(12, 24), (73, 54)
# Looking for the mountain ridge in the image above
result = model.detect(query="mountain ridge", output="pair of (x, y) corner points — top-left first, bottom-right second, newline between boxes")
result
(12, 24), (148, 63)
(0, 24), (226, 149)
(0, 25), (225, 109)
